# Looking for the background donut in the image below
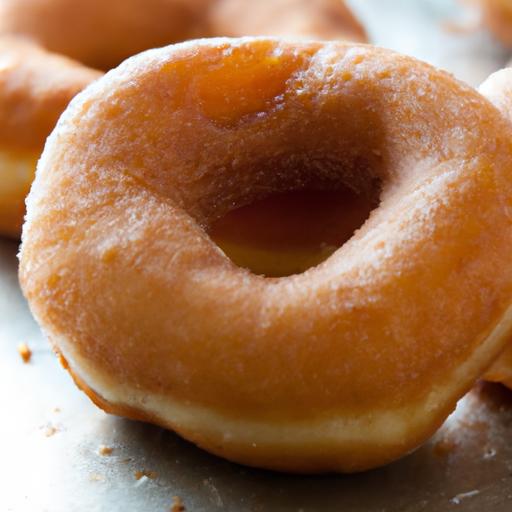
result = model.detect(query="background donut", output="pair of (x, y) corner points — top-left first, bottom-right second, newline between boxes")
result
(0, 37), (100, 237)
(0, 0), (367, 238)
(478, 0), (512, 47)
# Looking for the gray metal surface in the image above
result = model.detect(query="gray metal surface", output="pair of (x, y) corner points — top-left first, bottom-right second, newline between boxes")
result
(1, 1), (512, 510)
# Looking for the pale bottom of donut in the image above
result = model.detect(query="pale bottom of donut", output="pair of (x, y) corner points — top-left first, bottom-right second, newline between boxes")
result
(485, 345), (512, 388)
(0, 150), (37, 237)
(51, 299), (512, 473)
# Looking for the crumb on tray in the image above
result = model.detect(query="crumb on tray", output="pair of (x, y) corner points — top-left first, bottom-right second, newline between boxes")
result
(45, 425), (59, 437)
(171, 496), (186, 512)
(134, 469), (157, 480)
(98, 445), (113, 456)
(18, 342), (32, 363)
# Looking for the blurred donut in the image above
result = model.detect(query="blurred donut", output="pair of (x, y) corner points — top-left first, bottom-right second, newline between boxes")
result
(0, 0), (367, 70)
(0, 37), (100, 237)
(479, 0), (512, 47)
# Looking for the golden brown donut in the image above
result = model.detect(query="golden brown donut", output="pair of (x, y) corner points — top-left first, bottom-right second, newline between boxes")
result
(0, 37), (100, 237)
(19, 38), (512, 473)
(0, 0), (366, 238)
(478, 67), (512, 390)
(478, 0), (512, 47)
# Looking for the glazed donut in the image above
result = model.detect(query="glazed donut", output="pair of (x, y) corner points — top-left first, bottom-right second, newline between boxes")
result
(0, 37), (100, 237)
(478, 67), (512, 390)
(21, 38), (512, 473)
(0, 0), (366, 238)
(478, 0), (512, 47)
(209, 189), (376, 278)
(0, 0), (367, 70)
(209, 0), (367, 43)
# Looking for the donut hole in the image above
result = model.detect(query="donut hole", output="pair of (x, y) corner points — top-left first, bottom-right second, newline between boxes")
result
(209, 185), (377, 277)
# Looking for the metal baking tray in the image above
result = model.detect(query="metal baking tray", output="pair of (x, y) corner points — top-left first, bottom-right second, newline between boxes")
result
(1, 1), (511, 510)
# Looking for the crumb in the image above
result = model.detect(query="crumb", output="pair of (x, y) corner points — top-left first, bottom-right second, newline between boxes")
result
(433, 437), (458, 457)
(134, 470), (157, 480)
(483, 445), (497, 460)
(18, 342), (32, 363)
(450, 489), (480, 505)
(45, 425), (59, 437)
(57, 353), (69, 370)
(53, 407), (61, 413)
(171, 496), (186, 512)
(89, 473), (104, 482)
(98, 445), (113, 456)
(135, 475), (149, 487)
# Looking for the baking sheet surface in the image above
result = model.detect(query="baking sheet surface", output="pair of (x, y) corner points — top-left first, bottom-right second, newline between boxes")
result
(1, 1), (512, 510)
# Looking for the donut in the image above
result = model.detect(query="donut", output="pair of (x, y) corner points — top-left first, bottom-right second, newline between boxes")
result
(209, 0), (367, 44)
(0, 37), (100, 237)
(0, 0), (366, 238)
(0, 0), (213, 71)
(478, 67), (512, 390)
(0, 0), (367, 70)
(21, 38), (512, 473)
(478, 0), (512, 47)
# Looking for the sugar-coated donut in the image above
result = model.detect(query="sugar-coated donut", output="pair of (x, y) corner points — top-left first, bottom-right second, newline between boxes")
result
(479, 67), (512, 390)
(209, 0), (367, 43)
(478, 0), (512, 47)
(485, 346), (512, 388)
(0, 37), (100, 237)
(0, 0), (366, 238)
(0, 0), (367, 70)
(20, 38), (512, 473)
(0, 0), (213, 71)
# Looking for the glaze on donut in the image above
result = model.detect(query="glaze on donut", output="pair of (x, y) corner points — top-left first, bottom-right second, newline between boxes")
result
(0, 37), (100, 237)
(0, 0), (366, 238)
(20, 38), (512, 473)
